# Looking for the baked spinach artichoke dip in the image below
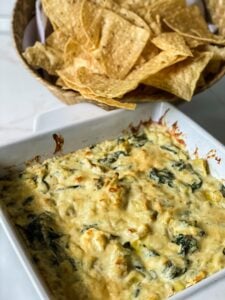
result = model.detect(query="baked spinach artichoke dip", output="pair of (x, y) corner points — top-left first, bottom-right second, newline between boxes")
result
(1, 122), (225, 300)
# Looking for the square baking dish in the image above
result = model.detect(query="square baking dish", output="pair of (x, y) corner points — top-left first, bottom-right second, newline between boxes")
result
(0, 102), (225, 300)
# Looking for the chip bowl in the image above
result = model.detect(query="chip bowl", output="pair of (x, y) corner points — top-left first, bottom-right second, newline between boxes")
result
(12, 0), (225, 109)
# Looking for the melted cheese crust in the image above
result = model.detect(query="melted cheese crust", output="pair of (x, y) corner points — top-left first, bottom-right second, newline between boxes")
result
(1, 123), (225, 300)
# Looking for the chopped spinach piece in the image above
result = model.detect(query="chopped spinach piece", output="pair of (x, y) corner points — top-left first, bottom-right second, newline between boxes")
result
(24, 214), (49, 245)
(134, 265), (145, 273)
(220, 185), (225, 198)
(96, 177), (104, 189)
(81, 224), (98, 233)
(89, 144), (96, 149)
(98, 151), (127, 165)
(172, 160), (186, 171)
(42, 174), (50, 191)
(190, 180), (202, 192)
(129, 133), (148, 147)
(134, 286), (141, 297)
(163, 260), (187, 279)
(172, 161), (202, 192)
(57, 185), (81, 191)
(24, 213), (61, 247)
(22, 213), (66, 260)
(22, 196), (34, 206)
(149, 168), (175, 187)
(223, 248), (225, 255)
(172, 234), (198, 256)
(117, 136), (126, 143)
(143, 245), (159, 257)
(147, 249), (159, 257)
(161, 145), (178, 154)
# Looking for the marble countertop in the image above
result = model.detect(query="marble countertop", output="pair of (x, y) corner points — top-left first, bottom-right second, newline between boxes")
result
(0, 2), (225, 300)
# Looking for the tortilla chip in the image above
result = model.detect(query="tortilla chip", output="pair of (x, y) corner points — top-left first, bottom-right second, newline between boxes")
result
(204, 45), (225, 74)
(206, 45), (225, 61)
(80, 0), (103, 50)
(41, 0), (76, 34)
(184, 37), (206, 49)
(23, 30), (67, 75)
(58, 65), (139, 98)
(134, 41), (160, 67)
(63, 38), (104, 73)
(46, 30), (68, 51)
(91, 7), (149, 79)
(164, 5), (225, 45)
(204, 0), (225, 36)
(78, 90), (136, 110)
(58, 45), (189, 101)
(136, 0), (186, 25)
(152, 33), (193, 57)
(57, 69), (136, 109)
(144, 51), (213, 100)
(128, 47), (191, 82)
(92, 0), (149, 30)
(125, 84), (176, 102)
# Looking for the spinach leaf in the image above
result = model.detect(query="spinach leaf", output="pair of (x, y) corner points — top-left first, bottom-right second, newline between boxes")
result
(129, 133), (148, 147)
(149, 168), (175, 187)
(24, 213), (61, 247)
(98, 151), (127, 165)
(161, 145), (178, 154)
(191, 180), (202, 192)
(163, 260), (187, 279)
(172, 160), (186, 171)
(42, 174), (50, 191)
(56, 185), (81, 191)
(172, 161), (202, 192)
(172, 234), (198, 256)
(142, 244), (160, 257)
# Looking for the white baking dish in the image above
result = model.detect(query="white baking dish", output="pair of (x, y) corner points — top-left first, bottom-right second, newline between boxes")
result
(0, 102), (225, 300)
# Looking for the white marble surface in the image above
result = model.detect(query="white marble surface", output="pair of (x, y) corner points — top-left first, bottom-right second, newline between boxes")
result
(0, 1), (225, 300)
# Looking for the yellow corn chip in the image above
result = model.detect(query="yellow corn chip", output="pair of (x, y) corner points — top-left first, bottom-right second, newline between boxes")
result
(58, 66), (138, 99)
(204, 0), (225, 36)
(144, 51), (213, 100)
(134, 41), (160, 67)
(63, 38), (104, 73)
(57, 70), (136, 109)
(184, 37), (206, 49)
(92, 0), (149, 30)
(136, 0), (186, 26)
(204, 45), (225, 74)
(57, 46), (189, 101)
(164, 5), (225, 45)
(41, 0), (76, 34)
(152, 33), (193, 57)
(128, 48), (192, 82)
(23, 30), (68, 75)
(91, 7), (149, 79)
(80, 0), (103, 50)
